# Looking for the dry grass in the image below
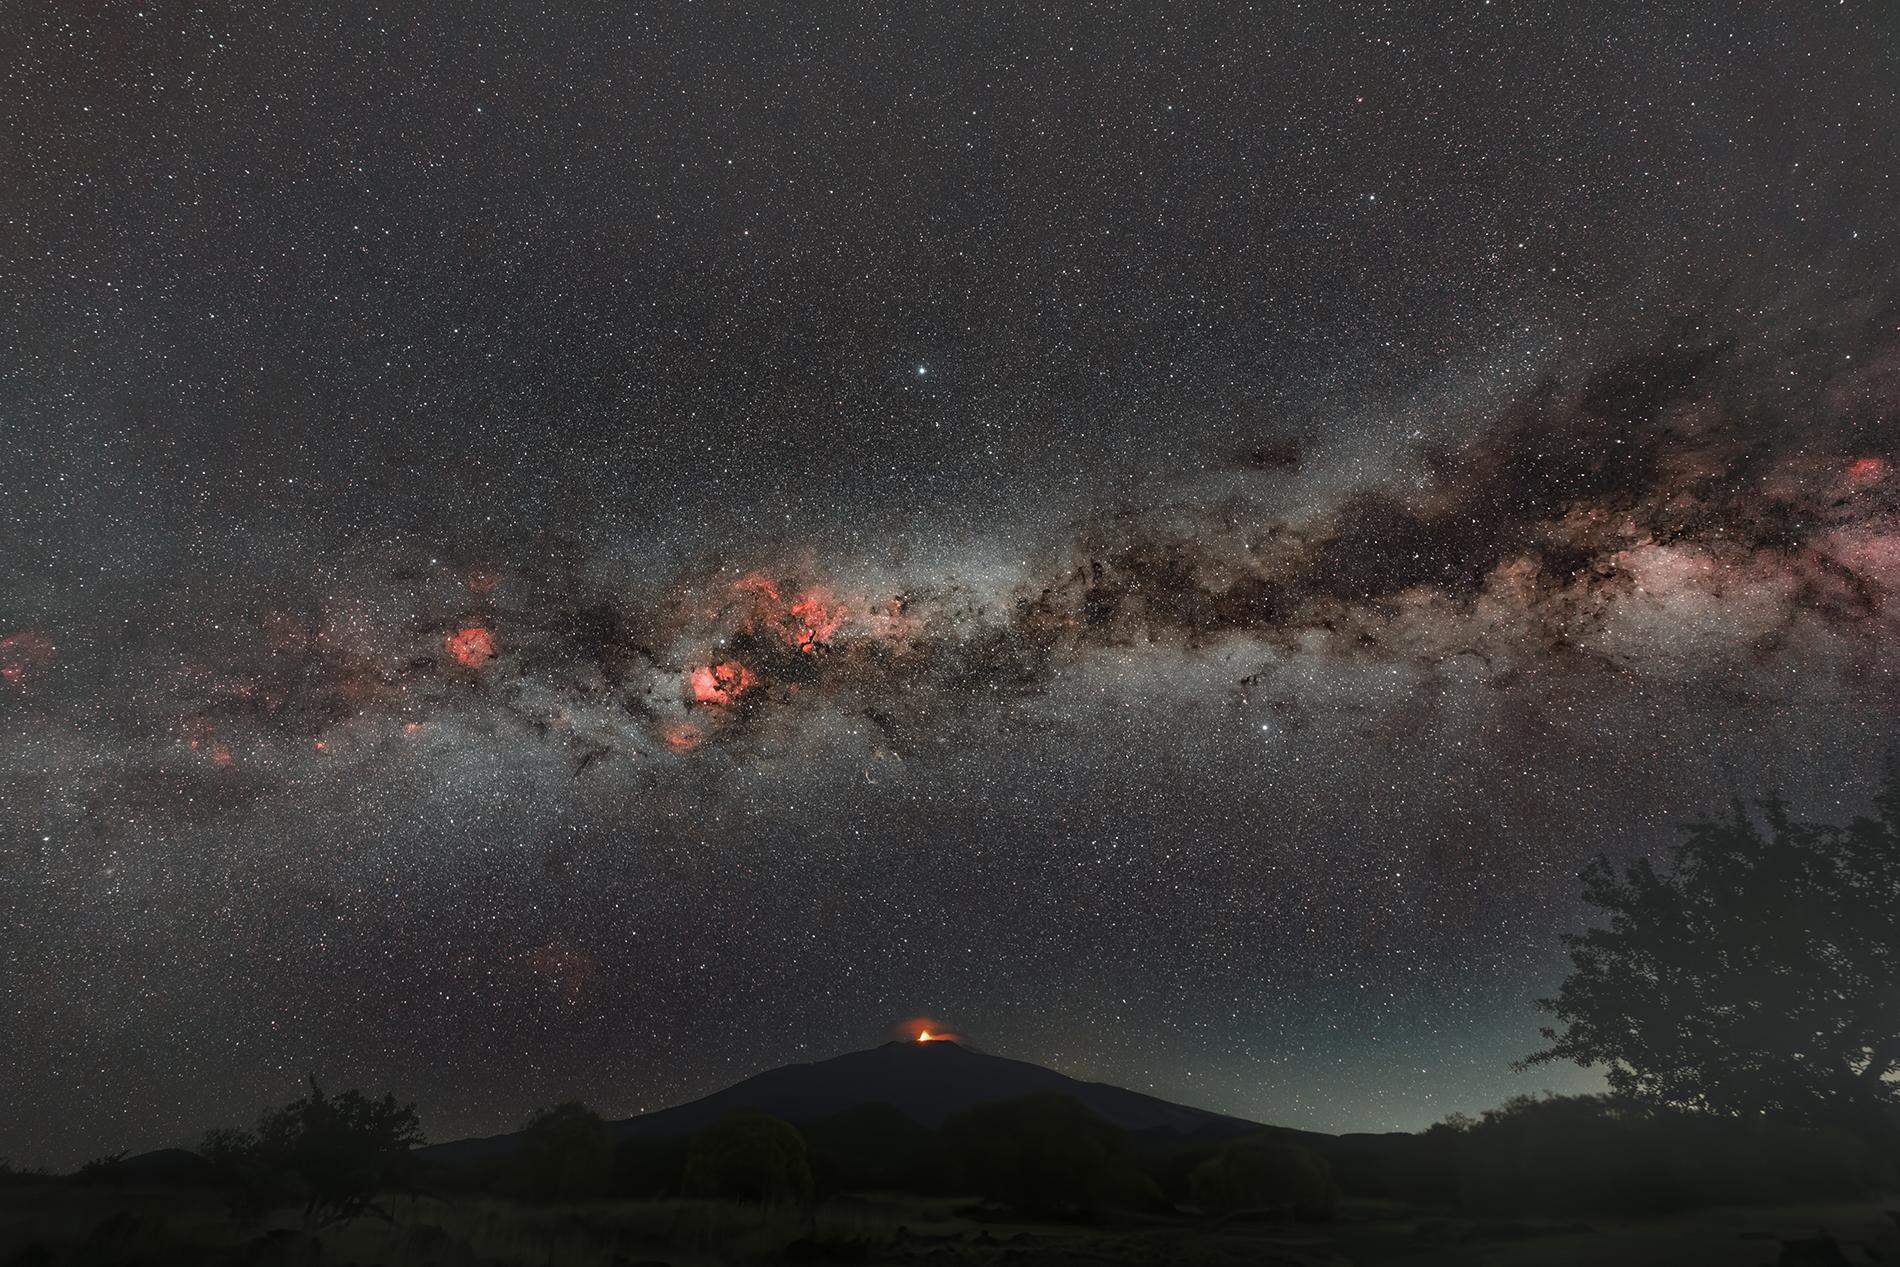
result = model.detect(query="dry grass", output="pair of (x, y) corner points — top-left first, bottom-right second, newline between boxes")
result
(0, 1186), (1893, 1266)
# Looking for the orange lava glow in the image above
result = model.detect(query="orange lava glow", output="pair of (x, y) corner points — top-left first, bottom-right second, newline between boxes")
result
(688, 660), (756, 706)
(895, 1016), (959, 1044)
(445, 626), (498, 668)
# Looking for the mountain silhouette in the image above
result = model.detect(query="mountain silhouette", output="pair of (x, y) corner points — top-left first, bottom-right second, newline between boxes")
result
(422, 1039), (1280, 1166)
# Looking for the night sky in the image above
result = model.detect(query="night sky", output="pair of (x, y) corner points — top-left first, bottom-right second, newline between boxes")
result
(4, 2), (1898, 1169)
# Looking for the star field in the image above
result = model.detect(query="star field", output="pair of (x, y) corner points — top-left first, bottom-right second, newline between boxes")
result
(2, 1), (1897, 1168)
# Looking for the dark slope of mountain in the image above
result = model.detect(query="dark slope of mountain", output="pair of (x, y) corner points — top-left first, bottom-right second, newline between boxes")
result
(76, 1148), (216, 1185)
(422, 1040), (1284, 1167)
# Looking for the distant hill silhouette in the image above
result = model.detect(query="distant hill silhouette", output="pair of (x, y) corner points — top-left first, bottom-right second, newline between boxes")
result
(422, 1040), (1290, 1167)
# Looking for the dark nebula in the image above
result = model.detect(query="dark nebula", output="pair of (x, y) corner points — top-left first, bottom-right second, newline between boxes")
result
(2, 0), (1895, 1168)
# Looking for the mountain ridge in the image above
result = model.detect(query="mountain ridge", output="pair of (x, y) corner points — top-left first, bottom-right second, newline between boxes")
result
(421, 1039), (1293, 1166)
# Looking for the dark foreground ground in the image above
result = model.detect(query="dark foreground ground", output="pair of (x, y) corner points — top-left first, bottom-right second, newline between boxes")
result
(2, 1187), (1897, 1267)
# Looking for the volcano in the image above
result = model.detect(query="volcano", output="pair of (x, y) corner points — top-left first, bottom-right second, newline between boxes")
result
(422, 1039), (1280, 1166)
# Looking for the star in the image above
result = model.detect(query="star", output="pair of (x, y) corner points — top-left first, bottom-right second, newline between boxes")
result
(1, 0), (1891, 1174)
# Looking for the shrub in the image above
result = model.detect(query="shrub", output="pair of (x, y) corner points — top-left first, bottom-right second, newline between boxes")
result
(70, 1153), (129, 1187)
(200, 1077), (424, 1225)
(0, 1159), (52, 1188)
(1322, 1129), (1461, 1204)
(1188, 1135), (1339, 1222)
(616, 1136), (691, 1199)
(799, 1103), (947, 1197)
(681, 1113), (813, 1206)
(1434, 1093), (1885, 1216)
(940, 1092), (1158, 1218)
(504, 1101), (615, 1204)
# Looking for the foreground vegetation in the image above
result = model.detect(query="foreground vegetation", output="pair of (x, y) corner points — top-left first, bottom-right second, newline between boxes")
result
(6, 776), (1896, 1262)
(4, 1084), (1894, 1265)
(3, 1184), (1898, 1267)
(1325, 1092), (1892, 1217)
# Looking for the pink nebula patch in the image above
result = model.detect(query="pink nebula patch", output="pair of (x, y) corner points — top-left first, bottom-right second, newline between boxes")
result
(688, 661), (755, 706)
(0, 629), (54, 687)
(445, 626), (498, 667)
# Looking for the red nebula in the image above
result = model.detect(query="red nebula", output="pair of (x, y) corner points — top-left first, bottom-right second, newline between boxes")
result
(788, 591), (843, 651)
(732, 571), (783, 603)
(724, 572), (846, 652)
(182, 720), (234, 766)
(661, 720), (703, 753)
(0, 629), (54, 686)
(688, 661), (755, 706)
(184, 725), (235, 767)
(1844, 456), (1889, 487)
(403, 721), (424, 735)
(445, 626), (498, 667)
(467, 566), (501, 595)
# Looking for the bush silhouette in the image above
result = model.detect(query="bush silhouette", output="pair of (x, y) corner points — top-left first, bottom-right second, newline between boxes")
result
(0, 1160), (52, 1189)
(1429, 1093), (1881, 1215)
(940, 1092), (1157, 1218)
(202, 1077), (424, 1225)
(681, 1113), (813, 1205)
(799, 1103), (948, 1197)
(70, 1153), (129, 1187)
(1523, 776), (1900, 1142)
(615, 1135), (691, 1199)
(504, 1101), (614, 1204)
(1188, 1135), (1339, 1222)
(1318, 1129), (1460, 1205)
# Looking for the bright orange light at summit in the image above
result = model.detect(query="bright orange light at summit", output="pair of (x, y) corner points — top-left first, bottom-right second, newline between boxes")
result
(895, 1016), (959, 1044)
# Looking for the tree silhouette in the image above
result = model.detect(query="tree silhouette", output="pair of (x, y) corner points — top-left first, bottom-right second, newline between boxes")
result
(1521, 775), (1900, 1140)
(203, 1077), (424, 1225)
(681, 1113), (813, 1206)
(940, 1091), (1156, 1217)
(1189, 1135), (1339, 1222)
(505, 1101), (614, 1203)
